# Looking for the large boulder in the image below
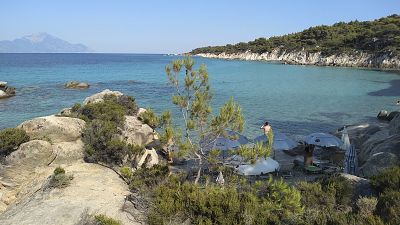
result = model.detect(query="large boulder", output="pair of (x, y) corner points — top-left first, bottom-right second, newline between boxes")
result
(336, 124), (382, 148)
(135, 148), (159, 168)
(359, 130), (390, 164)
(0, 163), (140, 225)
(120, 116), (156, 146)
(389, 114), (400, 135)
(51, 140), (85, 164)
(340, 173), (374, 197)
(18, 115), (86, 143)
(387, 111), (400, 122)
(359, 152), (399, 177)
(83, 89), (123, 105)
(5, 140), (54, 167)
(64, 81), (90, 89)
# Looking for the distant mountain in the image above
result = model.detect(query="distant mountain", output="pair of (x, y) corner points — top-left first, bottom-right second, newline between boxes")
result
(0, 33), (92, 53)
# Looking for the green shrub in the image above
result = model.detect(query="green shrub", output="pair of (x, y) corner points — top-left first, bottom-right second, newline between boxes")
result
(129, 165), (169, 191)
(54, 166), (66, 175)
(80, 98), (127, 126)
(49, 167), (73, 188)
(320, 175), (353, 206)
(297, 181), (336, 210)
(71, 103), (81, 112)
(138, 108), (160, 129)
(115, 95), (138, 116)
(356, 196), (378, 217)
(94, 214), (123, 225)
(376, 190), (400, 224)
(0, 128), (30, 155)
(371, 166), (400, 194)
(120, 166), (133, 180)
(83, 119), (117, 152)
(148, 176), (303, 225)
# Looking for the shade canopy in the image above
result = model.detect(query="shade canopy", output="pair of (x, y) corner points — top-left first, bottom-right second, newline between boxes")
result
(200, 130), (251, 152)
(254, 132), (298, 150)
(304, 133), (343, 147)
(235, 157), (280, 176)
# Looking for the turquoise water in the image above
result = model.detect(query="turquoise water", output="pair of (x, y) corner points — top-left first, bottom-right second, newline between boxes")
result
(0, 53), (399, 139)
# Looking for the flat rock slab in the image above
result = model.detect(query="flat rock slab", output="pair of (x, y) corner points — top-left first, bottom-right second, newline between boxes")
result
(0, 163), (141, 225)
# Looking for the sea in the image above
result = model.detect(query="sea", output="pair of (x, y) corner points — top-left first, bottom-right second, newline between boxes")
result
(0, 53), (399, 140)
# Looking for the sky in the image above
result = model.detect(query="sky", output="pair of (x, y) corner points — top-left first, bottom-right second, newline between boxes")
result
(0, 0), (399, 53)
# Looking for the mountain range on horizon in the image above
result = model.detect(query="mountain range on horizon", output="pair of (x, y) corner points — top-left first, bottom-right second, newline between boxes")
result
(0, 33), (92, 53)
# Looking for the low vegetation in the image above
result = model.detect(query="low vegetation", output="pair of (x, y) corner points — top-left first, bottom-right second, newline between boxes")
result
(147, 175), (302, 225)
(48, 167), (73, 188)
(191, 15), (400, 56)
(74, 94), (143, 165)
(76, 209), (123, 225)
(0, 127), (29, 156)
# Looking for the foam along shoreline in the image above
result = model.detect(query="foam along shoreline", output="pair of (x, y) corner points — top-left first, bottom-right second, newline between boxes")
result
(195, 49), (400, 70)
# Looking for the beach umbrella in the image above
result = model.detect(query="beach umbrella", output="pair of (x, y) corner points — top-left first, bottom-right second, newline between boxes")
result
(254, 131), (297, 151)
(235, 157), (280, 176)
(341, 127), (351, 151)
(304, 133), (343, 147)
(200, 130), (251, 152)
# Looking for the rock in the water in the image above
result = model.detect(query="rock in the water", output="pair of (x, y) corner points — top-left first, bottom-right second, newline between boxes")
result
(0, 90), (7, 99)
(359, 152), (399, 177)
(18, 115), (86, 143)
(64, 81), (90, 89)
(0, 81), (7, 87)
(377, 110), (389, 121)
(83, 89), (123, 105)
(120, 115), (156, 146)
(0, 84), (16, 99)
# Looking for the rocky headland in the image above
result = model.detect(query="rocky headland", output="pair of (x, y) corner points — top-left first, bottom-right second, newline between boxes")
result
(196, 50), (400, 70)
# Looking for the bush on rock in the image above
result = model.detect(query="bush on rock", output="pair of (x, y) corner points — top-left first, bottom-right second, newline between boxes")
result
(0, 128), (30, 156)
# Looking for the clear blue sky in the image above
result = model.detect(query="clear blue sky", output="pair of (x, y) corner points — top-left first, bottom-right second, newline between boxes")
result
(0, 0), (398, 53)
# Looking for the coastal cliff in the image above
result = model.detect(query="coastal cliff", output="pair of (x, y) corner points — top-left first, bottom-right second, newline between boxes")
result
(196, 50), (400, 69)
(192, 15), (400, 70)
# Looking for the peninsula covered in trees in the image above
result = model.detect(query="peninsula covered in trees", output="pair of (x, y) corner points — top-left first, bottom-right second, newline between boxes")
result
(191, 15), (400, 56)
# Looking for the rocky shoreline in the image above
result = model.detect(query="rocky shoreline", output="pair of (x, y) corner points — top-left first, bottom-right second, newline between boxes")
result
(0, 90), (157, 225)
(196, 49), (400, 70)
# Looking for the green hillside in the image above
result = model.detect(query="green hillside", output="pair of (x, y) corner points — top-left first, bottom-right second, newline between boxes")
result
(191, 15), (400, 56)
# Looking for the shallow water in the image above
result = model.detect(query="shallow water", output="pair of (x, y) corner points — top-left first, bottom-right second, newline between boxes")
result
(0, 53), (399, 139)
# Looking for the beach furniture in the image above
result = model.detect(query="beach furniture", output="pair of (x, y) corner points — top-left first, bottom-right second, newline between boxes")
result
(304, 133), (343, 147)
(235, 157), (280, 176)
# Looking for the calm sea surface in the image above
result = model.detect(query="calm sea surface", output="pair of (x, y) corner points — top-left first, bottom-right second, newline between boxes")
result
(0, 53), (399, 139)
